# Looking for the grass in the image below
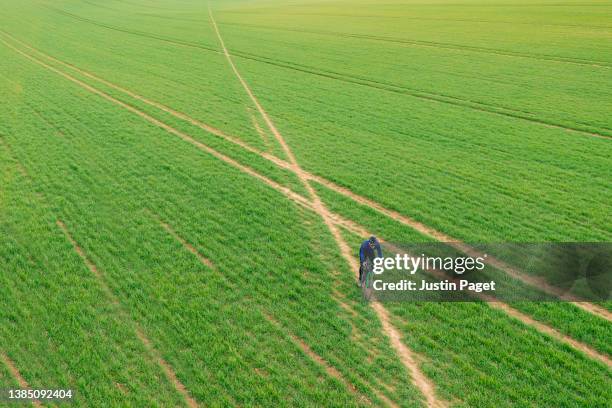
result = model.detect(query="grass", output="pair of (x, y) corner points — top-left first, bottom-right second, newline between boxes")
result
(0, 0), (610, 406)
(0, 48), (423, 405)
(5, 0), (612, 245)
(4, 0), (609, 243)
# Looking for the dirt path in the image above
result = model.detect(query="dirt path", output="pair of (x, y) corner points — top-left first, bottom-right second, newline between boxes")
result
(5, 30), (605, 322)
(208, 9), (445, 407)
(0, 352), (43, 408)
(56, 220), (199, 408)
(5, 32), (606, 394)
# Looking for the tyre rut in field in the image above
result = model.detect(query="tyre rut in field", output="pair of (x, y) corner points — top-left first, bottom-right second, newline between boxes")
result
(0, 352), (43, 408)
(247, 108), (274, 152)
(56, 220), (200, 408)
(215, 21), (612, 68)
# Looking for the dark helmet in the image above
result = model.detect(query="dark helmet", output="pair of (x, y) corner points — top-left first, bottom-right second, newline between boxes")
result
(368, 236), (378, 246)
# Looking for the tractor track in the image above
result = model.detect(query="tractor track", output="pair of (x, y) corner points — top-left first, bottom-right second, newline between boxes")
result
(56, 220), (199, 408)
(0, 352), (43, 407)
(215, 21), (612, 68)
(217, 11), (612, 30)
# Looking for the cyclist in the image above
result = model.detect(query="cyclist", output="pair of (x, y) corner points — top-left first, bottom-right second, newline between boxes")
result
(359, 236), (382, 283)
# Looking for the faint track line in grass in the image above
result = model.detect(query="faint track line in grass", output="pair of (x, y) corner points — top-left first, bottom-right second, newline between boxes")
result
(55, 220), (199, 408)
(247, 108), (273, 152)
(216, 21), (612, 68)
(29, 11), (611, 138)
(0, 352), (43, 408)
(0, 136), (29, 178)
(0, 135), (47, 206)
(44, 5), (612, 69)
(156, 217), (215, 269)
(43, 6), (221, 54)
(264, 314), (398, 408)
(209, 8), (446, 407)
(217, 13), (612, 30)
(28, 106), (66, 138)
(224, 50), (612, 139)
(5, 33), (607, 371)
(5, 31), (609, 321)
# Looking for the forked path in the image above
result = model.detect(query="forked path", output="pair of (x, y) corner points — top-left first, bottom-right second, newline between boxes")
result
(208, 7), (445, 407)
(3, 30), (607, 322)
(209, 13), (612, 321)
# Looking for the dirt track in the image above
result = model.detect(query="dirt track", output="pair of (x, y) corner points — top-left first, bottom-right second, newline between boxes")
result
(209, 8), (446, 406)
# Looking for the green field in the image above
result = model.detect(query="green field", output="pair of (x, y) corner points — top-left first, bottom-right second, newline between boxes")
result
(0, 0), (610, 406)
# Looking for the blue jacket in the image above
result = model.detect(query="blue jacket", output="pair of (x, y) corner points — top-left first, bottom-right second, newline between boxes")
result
(359, 239), (382, 263)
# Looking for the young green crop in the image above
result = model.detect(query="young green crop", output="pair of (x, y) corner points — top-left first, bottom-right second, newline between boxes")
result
(3, 0), (609, 244)
(0, 0), (610, 406)
(0, 49), (425, 405)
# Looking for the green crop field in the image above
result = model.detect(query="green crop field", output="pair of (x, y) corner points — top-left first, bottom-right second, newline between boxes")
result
(0, 0), (610, 406)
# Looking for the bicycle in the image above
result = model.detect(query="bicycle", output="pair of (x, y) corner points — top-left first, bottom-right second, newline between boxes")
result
(360, 258), (375, 301)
